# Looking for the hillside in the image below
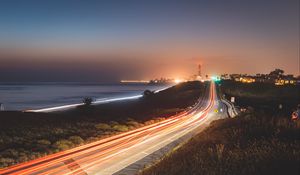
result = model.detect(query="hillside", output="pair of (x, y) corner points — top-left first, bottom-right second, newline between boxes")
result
(141, 81), (300, 175)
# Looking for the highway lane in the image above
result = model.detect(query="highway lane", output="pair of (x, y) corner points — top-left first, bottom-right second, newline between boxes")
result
(0, 81), (223, 175)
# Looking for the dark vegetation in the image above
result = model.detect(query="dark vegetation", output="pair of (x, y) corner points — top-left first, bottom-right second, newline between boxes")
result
(221, 80), (299, 114)
(141, 111), (300, 175)
(0, 81), (205, 168)
(82, 97), (93, 106)
(141, 80), (300, 175)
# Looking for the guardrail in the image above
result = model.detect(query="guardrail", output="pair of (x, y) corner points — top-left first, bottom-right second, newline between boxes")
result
(221, 98), (239, 118)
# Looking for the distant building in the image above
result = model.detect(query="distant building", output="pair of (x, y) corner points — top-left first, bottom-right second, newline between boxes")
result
(239, 76), (255, 83)
(228, 69), (297, 86)
(149, 78), (175, 84)
(275, 75), (297, 85)
(221, 74), (230, 80)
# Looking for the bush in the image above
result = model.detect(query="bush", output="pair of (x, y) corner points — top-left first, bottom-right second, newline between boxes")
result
(0, 157), (14, 168)
(95, 123), (111, 130)
(126, 121), (140, 127)
(83, 97), (93, 106)
(109, 121), (119, 126)
(0, 81), (204, 168)
(86, 137), (98, 143)
(143, 90), (154, 97)
(144, 119), (157, 125)
(37, 139), (51, 146)
(52, 140), (74, 151)
(69, 136), (84, 145)
(141, 112), (300, 175)
(112, 125), (129, 132)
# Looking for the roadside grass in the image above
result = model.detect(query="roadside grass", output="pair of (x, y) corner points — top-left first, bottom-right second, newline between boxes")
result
(220, 80), (299, 114)
(0, 81), (205, 168)
(140, 112), (300, 175)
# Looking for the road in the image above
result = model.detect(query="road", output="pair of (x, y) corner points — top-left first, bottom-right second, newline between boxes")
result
(0, 81), (227, 175)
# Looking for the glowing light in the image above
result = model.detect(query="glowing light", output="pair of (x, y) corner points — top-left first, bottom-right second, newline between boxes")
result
(174, 79), (183, 84)
(120, 80), (150, 83)
(210, 76), (220, 82)
(0, 83), (216, 175)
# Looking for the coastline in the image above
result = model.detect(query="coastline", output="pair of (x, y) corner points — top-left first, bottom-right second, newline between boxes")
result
(0, 81), (205, 168)
(0, 83), (171, 111)
(25, 86), (171, 113)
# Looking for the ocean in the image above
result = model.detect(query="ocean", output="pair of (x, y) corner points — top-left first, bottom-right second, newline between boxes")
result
(0, 83), (170, 111)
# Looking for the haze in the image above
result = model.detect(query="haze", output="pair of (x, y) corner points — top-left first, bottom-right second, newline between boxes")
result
(0, 0), (299, 82)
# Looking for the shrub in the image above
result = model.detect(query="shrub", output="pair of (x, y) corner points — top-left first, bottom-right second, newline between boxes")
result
(216, 144), (224, 161)
(83, 97), (93, 106)
(141, 112), (300, 175)
(52, 128), (64, 134)
(86, 137), (98, 143)
(95, 123), (111, 130)
(37, 139), (51, 146)
(69, 136), (84, 145)
(0, 157), (14, 168)
(144, 120), (155, 125)
(143, 90), (154, 97)
(126, 121), (140, 127)
(112, 125), (129, 132)
(52, 140), (74, 151)
(109, 121), (119, 126)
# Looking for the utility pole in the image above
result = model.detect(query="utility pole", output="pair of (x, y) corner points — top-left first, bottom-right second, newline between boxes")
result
(198, 64), (202, 78)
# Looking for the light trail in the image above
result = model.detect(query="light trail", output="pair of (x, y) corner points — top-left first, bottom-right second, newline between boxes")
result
(0, 113), (187, 174)
(0, 82), (217, 175)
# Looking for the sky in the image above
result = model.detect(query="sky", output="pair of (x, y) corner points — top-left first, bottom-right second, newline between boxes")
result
(0, 0), (299, 82)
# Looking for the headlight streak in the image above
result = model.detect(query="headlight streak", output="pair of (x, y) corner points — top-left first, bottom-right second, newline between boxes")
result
(69, 83), (216, 175)
(0, 114), (183, 174)
(38, 118), (187, 175)
(1, 82), (216, 175)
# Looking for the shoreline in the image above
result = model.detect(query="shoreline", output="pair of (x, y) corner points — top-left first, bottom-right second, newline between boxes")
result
(0, 84), (172, 112)
(24, 86), (170, 113)
(0, 81), (205, 168)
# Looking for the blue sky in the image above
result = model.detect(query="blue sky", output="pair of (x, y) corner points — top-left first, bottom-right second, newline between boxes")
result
(0, 0), (299, 82)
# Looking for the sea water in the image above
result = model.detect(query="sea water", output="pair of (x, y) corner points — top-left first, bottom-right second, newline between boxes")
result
(0, 83), (169, 111)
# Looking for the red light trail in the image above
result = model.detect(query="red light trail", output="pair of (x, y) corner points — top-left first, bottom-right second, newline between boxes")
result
(0, 82), (216, 175)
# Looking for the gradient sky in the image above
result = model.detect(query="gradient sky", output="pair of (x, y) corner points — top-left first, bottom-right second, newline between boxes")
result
(0, 0), (299, 82)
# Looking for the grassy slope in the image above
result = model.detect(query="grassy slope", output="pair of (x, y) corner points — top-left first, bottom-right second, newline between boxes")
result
(141, 112), (300, 175)
(221, 80), (299, 113)
(0, 81), (205, 168)
(141, 81), (300, 175)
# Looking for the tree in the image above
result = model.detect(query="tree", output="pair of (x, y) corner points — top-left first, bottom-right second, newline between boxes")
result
(83, 97), (93, 106)
(143, 90), (154, 97)
(269, 69), (284, 78)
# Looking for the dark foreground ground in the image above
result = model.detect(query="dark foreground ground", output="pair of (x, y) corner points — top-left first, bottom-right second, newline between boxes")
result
(0, 81), (205, 168)
(141, 81), (300, 175)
